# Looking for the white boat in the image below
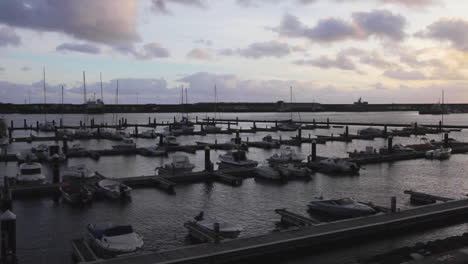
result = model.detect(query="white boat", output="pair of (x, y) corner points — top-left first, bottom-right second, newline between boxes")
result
(425, 147), (452, 160)
(112, 139), (136, 150)
(308, 198), (376, 217)
(62, 165), (95, 179)
(268, 147), (304, 164)
(204, 124), (222, 132)
(33, 144), (67, 161)
(255, 166), (283, 181)
(218, 150), (258, 168)
(278, 121), (301, 131)
(139, 145), (166, 156)
(314, 157), (360, 174)
(38, 121), (55, 132)
(276, 163), (311, 178)
(159, 155), (195, 175)
(97, 179), (132, 199)
(17, 162), (45, 183)
(139, 129), (157, 138)
(196, 219), (242, 238)
(87, 224), (143, 254)
(162, 135), (179, 146)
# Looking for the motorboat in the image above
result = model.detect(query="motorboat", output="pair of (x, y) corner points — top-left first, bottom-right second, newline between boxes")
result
(168, 117), (195, 135)
(255, 166), (284, 181)
(196, 219), (242, 238)
(277, 121), (301, 131)
(139, 145), (166, 156)
(87, 224), (144, 254)
(218, 150), (258, 168)
(139, 129), (157, 138)
(308, 198), (376, 217)
(312, 157), (360, 174)
(257, 135), (280, 149)
(62, 164), (96, 179)
(276, 163), (311, 179)
(158, 155), (195, 176)
(425, 147), (452, 160)
(357, 127), (383, 136)
(162, 135), (179, 146)
(204, 124), (222, 132)
(16, 161), (45, 183)
(60, 182), (93, 204)
(33, 144), (67, 162)
(38, 121), (55, 132)
(112, 139), (136, 150)
(97, 179), (132, 199)
(392, 144), (415, 152)
(267, 147), (304, 164)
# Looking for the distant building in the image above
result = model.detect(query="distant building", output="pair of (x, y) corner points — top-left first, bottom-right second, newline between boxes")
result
(354, 97), (368, 105)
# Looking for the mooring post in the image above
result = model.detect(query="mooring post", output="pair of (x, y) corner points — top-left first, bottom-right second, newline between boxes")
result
(196, 116), (198, 123)
(391, 196), (397, 213)
(200, 123), (204, 131)
(214, 222), (220, 244)
(91, 118), (95, 127)
(134, 125), (138, 136)
(326, 118), (330, 128)
(345, 126), (349, 138)
(173, 116), (176, 123)
(236, 117), (239, 124)
(2, 177), (12, 212)
(80, 120), (83, 127)
(7, 128), (12, 141)
(59, 118), (63, 128)
(275, 120), (278, 129)
(118, 119), (121, 128)
(62, 137), (68, 155)
(311, 140), (317, 162)
(297, 127), (302, 140)
(444, 133), (449, 148)
(227, 121), (231, 130)
(414, 122), (418, 132)
(388, 136), (393, 153)
(235, 130), (240, 145)
(438, 120), (442, 132)
(279, 135), (282, 144)
(125, 118), (128, 126)
(384, 125), (387, 136)
(0, 210), (16, 262)
(36, 121), (39, 131)
(168, 124), (172, 132)
(96, 127), (101, 138)
(253, 121), (256, 130)
(148, 117), (151, 125)
(204, 146), (212, 172)
(153, 118), (156, 127)
(159, 134), (164, 145)
(23, 119), (27, 129)
(313, 118), (316, 128)
(9, 121), (13, 130)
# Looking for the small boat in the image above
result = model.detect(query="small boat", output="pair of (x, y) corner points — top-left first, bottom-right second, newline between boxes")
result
(259, 135), (280, 148)
(312, 157), (360, 174)
(348, 146), (379, 158)
(204, 124), (222, 132)
(87, 224), (144, 254)
(158, 155), (195, 175)
(139, 145), (166, 156)
(357, 127), (383, 136)
(33, 144), (66, 161)
(68, 143), (86, 153)
(62, 164), (95, 179)
(162, 135), (179, 146)
(425, 147), (452, 160)
(188, 212), (242, 239)
(97, 179), (132, 199)
(60, 182), (93, 204)
(255, 166), (284, 181)
(392, 144), (415, 152)
(38, 121), (55, 132)
(218, 150), (258, 168)
(139, 129), (157, 138)
(112, 139), (136, 150)
(16, 161), (45, 183)
(276, 163), (311, 179)
(277, 121), (301, 131)
(268, 147), (304, 164)
(308, 198), (376, 217)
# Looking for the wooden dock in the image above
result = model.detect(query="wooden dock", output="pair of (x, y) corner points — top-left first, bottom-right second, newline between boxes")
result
(77, 199), (468, 264)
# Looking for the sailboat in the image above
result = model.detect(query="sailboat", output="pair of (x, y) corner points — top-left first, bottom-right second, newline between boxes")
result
(86, 72), (105, 114)
(165, 87), (194, 135)
(205, 85), (221, 132)
(75, 71), (94, 137)
(418, 90), (450, 115)
(278, 87), (301, 131)
(38, 68), (55, 132)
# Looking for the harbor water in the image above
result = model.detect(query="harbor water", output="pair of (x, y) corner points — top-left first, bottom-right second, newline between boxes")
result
(1, 111), (467, 263)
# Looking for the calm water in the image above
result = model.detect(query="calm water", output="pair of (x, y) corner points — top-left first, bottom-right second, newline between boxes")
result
(1, 112), (468, 264)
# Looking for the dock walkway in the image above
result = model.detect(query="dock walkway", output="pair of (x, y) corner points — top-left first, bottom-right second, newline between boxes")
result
(82, 199), (468, 264)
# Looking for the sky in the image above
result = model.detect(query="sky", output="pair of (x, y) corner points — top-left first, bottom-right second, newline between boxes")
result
(0, 0), (468, 104)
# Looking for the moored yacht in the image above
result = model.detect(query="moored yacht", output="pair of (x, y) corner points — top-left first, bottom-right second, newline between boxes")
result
(425, 147), (452, 160)
(158, 155), (195, 176)
(277, 121), (301, 131)
(17, 161), (45, 183)
(268, 146), (304, 164)
(87, 224), (144, 254)
(62, 164), (95, 179)
(313, 157), (360, 174)
(97, 179), (132, 199)
(218, 150), (258, 168)
(60, 182), (93, 204)
(308, 198), (376, 217)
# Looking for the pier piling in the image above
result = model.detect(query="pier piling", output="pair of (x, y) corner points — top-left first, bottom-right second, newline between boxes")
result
(345, 126), (349, 138)
(2, 178), (12, 212)
(444, 133), (449, 147)
(0, 210), (16, 263)
(311, 140), (317, 161)
(204, 147), (213, 172)
(388, 136), (393, 153)
(23, 119), (26, 129)
(297, 128), (302, 140)
(391, 196), (397, 213)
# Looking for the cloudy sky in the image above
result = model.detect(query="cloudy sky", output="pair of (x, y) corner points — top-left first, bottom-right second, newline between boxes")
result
(0, 0), (468, 104)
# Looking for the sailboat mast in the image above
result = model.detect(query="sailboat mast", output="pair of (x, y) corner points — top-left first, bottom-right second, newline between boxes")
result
(442, 90), (444, 125)
(116, 80), (119, 105)
(100, 72), (103, 102)
(290, 86), (293, 120)
(214, 85), (217, 119)
(83, 71), (87, 103)
(43, 67), (47, 122)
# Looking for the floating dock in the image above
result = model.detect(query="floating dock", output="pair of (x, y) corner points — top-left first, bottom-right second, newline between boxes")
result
(75, 198), (468, 264)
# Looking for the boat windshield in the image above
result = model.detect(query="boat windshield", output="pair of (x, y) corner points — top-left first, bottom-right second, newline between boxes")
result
(232, 151), (246, 161)
(337, 198), (355, 205)
(21, 168), (41, 175)
(104, 225), (134, 237)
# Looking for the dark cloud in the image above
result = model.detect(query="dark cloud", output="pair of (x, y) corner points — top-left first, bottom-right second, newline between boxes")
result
(186, 48), (212, 60)
(151, 0), (205, 14)
(383, 68), (427, 80)
(274, 10), (407, 43)
(294, 54), (356, 71)
(0, 0), (140, 45)
(221, 41), (291, 59)
(416, 18), (468, 51)
(56, 43), (101, 54)
(0, 26), (21, 47)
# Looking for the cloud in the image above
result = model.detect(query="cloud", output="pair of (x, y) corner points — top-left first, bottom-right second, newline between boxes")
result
(21, 66), (31, 71)
(134, 42), (170, 59)
(374, 82), (388, 90)
(274, 10), (406, 43)
(0, 26), (21, 47)
(194, 39), (212, 46)
(383, 68), (427, 80)
(416, 18), (468, 51)
(0, 67), (4, 72)
(240, 0), (437, 8)
(151, 0), (205, 14)
(221, 40), (291, 59)
(380, 0), (436, 7)
(294, 54), (356, 71)
(187, 48), (212, 60)
(56, 43), (101, 54)
(0, 0), (140, 45)
(358, 52), (397, 69)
